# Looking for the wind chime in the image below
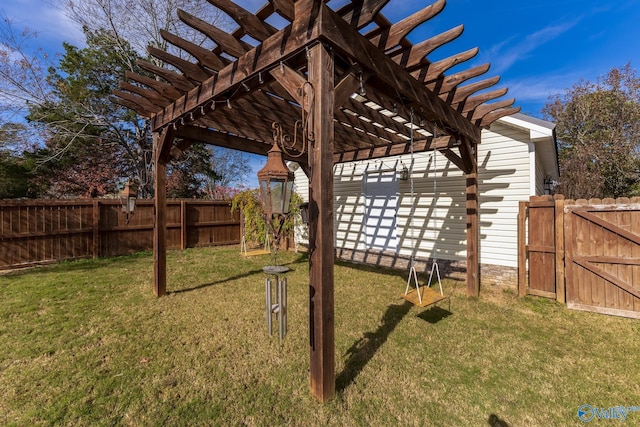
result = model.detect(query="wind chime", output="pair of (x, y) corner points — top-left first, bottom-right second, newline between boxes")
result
(256, 83), (314, 340)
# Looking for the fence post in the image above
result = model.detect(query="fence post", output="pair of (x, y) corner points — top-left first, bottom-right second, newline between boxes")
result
(92, 200), (100, 259)
(517, 200), (528, 297)
(554, 195), (565, 303)
(181, 200), (187, 250)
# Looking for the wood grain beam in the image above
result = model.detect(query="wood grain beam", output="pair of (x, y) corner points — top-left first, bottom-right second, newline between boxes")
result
(137, 59), (194, 93)
(458, 137), (476, 173)
(151, 1), (321, 131)
(160, 29), (228, 72)
(110, 96), (151, 117)
(390, 25), (463, 71)
(441, 148), (467, 172)
(147, 46), (212, 84)
(320, 4), (481, 142)
(333, 135), (453, 163)
(341, 96), (413, 139)
(242, 86), (387, 150)
(268, 64), (310, 111)
(336, 107), (406, 143)
(157, 119), (176, 164)
(366, 0), (446, 51)
(112, 90), (161, 114)
(413, 47), (479, 84)
(178, 9), (251, 58)
(206, 0), (277, 42)
(308, 42), (335, 403)
(460, 88), (508, 113)
(427, 63), (490, 94)
(175, 125), (306, 163)
(466, 146), (479, 297)
(153, 128), (173, 297)
(336, 0), (391, 30)
(118, 81), (171, 108)
(446, 75), (500, 105)
(479, 106), (521, 127)
(268, 0), (295, 21)
(471, 98), (515, 122)
(334, 72), (361, 110)
(125, 71), (183, 100)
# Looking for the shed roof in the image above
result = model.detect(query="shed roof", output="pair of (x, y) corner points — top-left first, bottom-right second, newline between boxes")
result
(499, 113), (559, 178)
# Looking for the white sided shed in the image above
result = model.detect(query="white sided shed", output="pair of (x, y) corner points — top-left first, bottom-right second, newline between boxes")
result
(293, 113), (558, 286)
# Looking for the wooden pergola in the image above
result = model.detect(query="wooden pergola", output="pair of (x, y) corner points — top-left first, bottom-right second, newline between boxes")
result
(113, 0), (519, 402)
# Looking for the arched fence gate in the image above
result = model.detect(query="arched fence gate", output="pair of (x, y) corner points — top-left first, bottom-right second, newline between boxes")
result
(518, 195), (640, 319)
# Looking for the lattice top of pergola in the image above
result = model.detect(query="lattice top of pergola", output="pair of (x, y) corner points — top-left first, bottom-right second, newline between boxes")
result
(112, 0), (520, 171)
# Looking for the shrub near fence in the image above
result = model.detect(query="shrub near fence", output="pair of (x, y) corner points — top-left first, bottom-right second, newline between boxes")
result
(0, 199), (240, 270)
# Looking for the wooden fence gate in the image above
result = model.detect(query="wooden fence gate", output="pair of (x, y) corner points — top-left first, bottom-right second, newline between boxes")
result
(519, 195), (640, 319)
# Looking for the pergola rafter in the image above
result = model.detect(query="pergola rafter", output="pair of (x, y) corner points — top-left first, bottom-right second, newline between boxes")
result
(113, 0), (520, 403)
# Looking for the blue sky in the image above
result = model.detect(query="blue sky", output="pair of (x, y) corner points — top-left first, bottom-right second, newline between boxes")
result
(3, 0), (640, 186)
(4, 0), (639, 116)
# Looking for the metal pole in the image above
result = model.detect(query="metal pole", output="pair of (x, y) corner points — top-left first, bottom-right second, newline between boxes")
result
(278, 277), (284, 340)
(282, 277), (287, 337)
(266, 277), (272, 336)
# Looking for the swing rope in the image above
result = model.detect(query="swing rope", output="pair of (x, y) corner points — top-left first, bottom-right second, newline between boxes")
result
(427, 123), (443, 296)
(404, 119), (446, 305)
(404, 108), (421, 303)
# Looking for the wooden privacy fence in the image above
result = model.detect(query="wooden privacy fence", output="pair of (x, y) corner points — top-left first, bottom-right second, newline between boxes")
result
(519, 195), (640, 319)
(0, 199), (240, 270)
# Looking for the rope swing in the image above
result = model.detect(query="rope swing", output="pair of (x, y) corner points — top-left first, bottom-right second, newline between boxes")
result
(402, 119), (447, 308)
(404, 109), (421, 301)
(427, 123), (443, 296)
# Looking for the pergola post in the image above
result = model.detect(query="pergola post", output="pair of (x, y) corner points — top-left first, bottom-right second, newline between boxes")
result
(466, 142), (480, 297)
(307, 42), (335, 402)
(154, 129), (173, 297)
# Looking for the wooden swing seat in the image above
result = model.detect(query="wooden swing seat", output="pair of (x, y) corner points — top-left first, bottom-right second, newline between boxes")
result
(241, 249), (271, 257)
(402, 287), (448, 308)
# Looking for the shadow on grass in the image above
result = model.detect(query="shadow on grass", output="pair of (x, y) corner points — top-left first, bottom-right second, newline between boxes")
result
(488, 414), (511, 427)
(169, 269), (264, 294)
(335, 259), (408, 281)
(169, 252), (309, 294)
(416, 305), (453, 324)
(1, 251), (153, 278)
(336, 300), (413, 393)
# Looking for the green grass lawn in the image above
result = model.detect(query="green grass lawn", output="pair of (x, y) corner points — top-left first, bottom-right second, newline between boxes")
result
(1, 247), (639, 426)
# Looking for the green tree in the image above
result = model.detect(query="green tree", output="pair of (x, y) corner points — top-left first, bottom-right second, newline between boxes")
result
(26, 28), (145, 197)
(0, 123), (34, 198)
(1, 8), (244, 199)
(543, 64), (640, 199)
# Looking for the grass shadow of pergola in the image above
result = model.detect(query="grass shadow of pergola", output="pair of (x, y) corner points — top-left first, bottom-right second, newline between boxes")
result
(168, 254), (308, 295)
(337, 297), (453, 393)
(336, 300), (413, 393)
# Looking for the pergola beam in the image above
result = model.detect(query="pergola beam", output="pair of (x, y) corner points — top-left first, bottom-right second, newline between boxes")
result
(307, 41), (335, 403)
(151, 6), (322, 131)
(318, 4), (482, 143)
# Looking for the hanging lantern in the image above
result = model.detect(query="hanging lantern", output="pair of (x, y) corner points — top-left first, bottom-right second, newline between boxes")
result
(544, 175), (557, 195)
(257, 143), (294, 217)
(399, 163), (410, 181)
(119, 180), (138, 223)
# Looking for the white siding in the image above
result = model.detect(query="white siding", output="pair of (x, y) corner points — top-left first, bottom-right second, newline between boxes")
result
(294, 121), (533, 269)
(478, 122), (531, 268)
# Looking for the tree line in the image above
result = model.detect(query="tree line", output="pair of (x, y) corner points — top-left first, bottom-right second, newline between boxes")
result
(543, 64), (640, 199)
(0, 0), (250, 199)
